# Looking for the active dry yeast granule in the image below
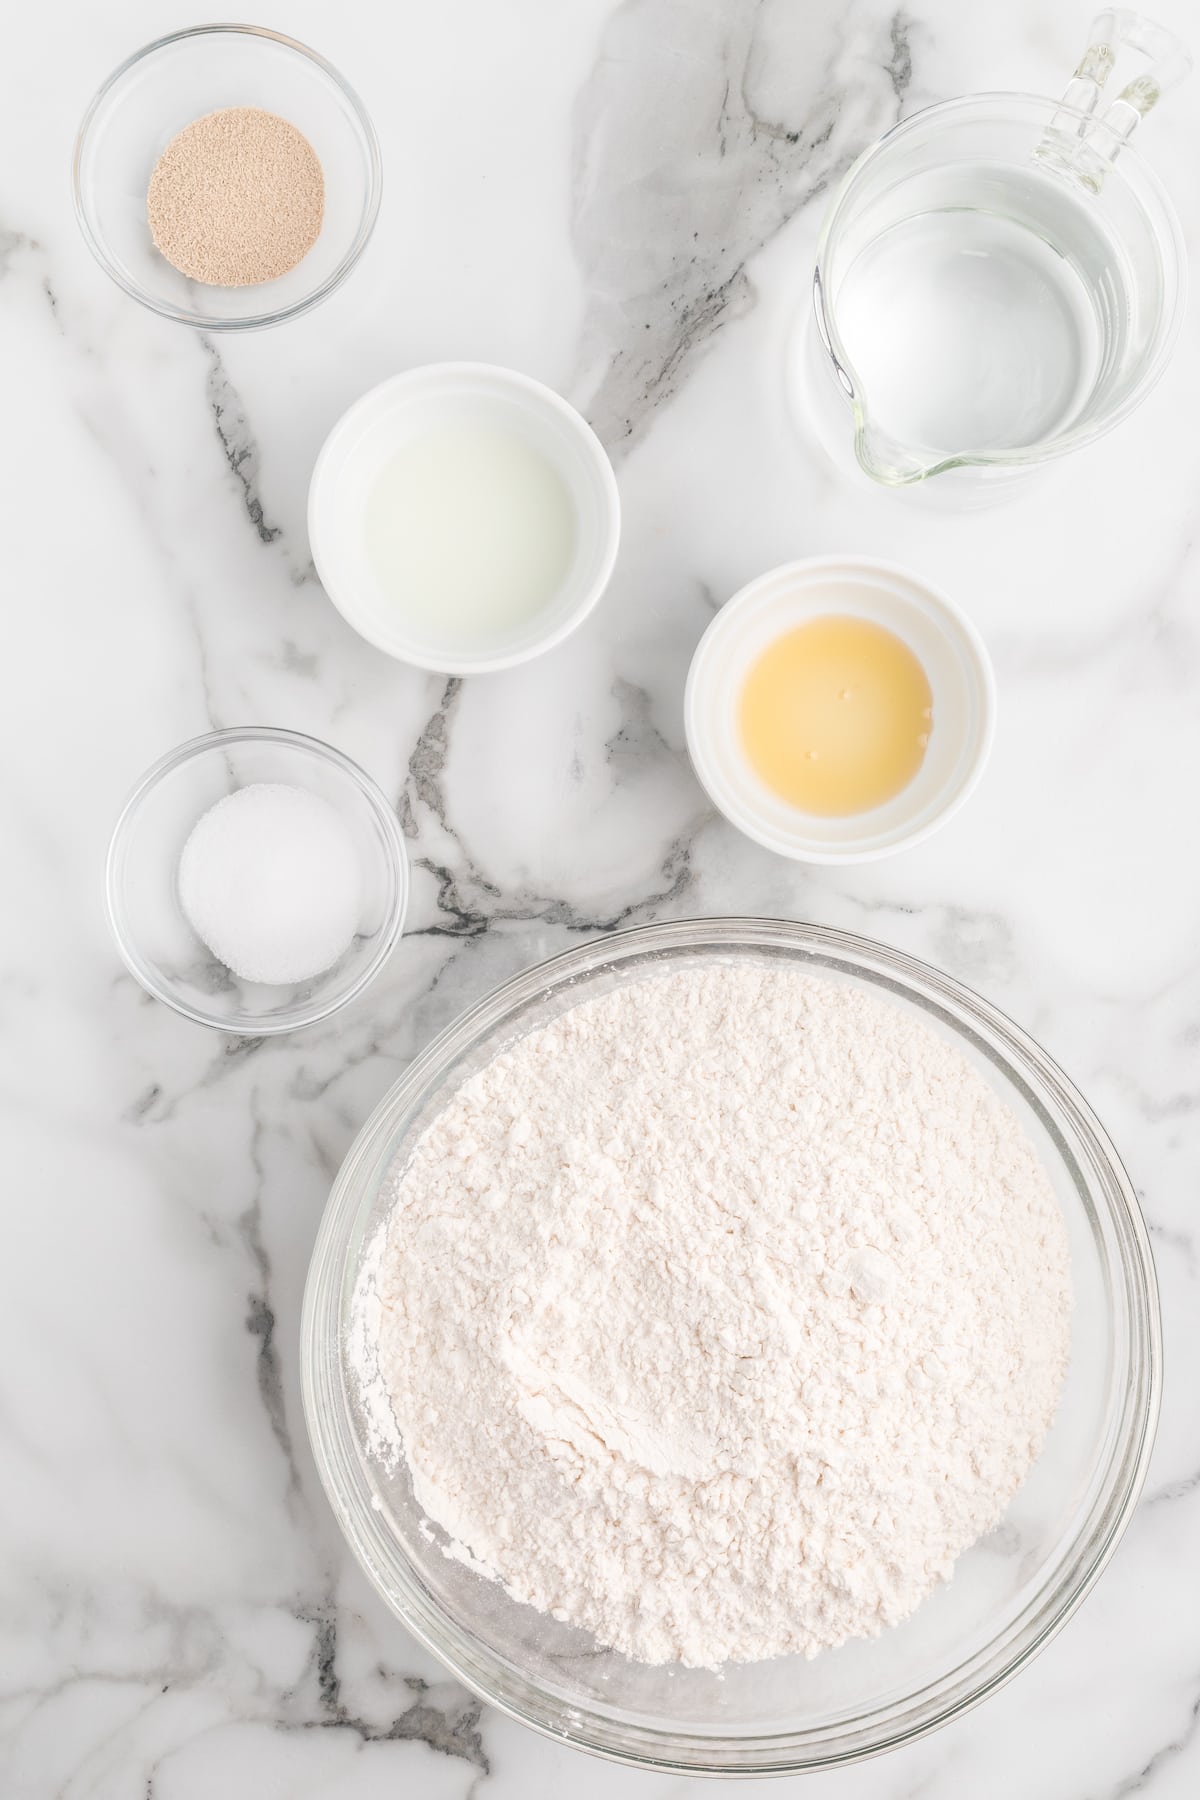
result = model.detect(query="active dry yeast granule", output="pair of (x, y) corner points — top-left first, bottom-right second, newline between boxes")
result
(147, 107), (324, 286)
(352, 963), (1072, 1668)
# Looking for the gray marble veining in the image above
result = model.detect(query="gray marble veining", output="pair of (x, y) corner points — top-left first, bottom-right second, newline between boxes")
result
(3, 0), (1200, 1794)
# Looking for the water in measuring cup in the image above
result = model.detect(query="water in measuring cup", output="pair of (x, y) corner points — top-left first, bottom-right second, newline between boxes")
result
(834, 165), (1123, 466)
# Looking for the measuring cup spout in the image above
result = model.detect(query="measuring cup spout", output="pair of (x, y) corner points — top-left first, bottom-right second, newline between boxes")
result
(813, 271), (944, 485)
(1038, 10), (1191, 189)
(853, 415), (944, 487)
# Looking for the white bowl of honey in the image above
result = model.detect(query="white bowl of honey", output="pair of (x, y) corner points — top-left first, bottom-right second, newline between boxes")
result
(684, 557), (995, 863)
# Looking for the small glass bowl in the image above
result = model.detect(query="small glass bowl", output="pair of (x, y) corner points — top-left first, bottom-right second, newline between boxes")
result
(106, 727), (407, 1034)
(302, 917), (1160, 1773)
(73, 24), (382, 330)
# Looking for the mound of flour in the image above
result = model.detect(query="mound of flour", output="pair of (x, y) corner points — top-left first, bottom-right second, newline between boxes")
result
(351, 963), (1071, 1668)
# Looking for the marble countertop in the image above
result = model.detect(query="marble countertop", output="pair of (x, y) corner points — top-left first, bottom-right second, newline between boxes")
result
(5, 0), (1200, 1794)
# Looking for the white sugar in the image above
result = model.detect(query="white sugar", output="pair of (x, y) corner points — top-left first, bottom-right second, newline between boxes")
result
(179, 782), (363, 986)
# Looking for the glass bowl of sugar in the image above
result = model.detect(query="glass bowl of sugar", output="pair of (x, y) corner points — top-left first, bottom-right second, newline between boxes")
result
(106, 727), (408, 1034)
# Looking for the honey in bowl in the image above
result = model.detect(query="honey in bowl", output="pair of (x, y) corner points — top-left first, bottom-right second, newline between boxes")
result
(738, 615), (933, 816)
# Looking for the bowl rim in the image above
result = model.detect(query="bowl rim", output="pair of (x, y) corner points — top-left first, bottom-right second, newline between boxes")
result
(300, 914), (1161, 1774)
(72, 22), (383, 331)
(306, 361), (623, 674)
(684, 556), (997, 864)
(105, 724), (408, 1034)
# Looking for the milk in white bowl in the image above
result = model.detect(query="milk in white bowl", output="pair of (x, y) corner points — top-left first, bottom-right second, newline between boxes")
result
(309, 363), (621, 674)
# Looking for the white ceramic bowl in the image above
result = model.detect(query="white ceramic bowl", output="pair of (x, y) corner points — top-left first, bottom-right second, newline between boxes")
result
(308, 363), (621, 673)
(685, 557), (995, 863)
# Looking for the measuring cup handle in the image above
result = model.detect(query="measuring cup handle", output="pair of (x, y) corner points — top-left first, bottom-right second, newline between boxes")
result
(1052, 10), (1191, 157)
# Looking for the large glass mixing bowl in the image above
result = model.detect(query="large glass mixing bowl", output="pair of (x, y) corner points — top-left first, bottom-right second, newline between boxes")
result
(300, 918), (1160, 1774)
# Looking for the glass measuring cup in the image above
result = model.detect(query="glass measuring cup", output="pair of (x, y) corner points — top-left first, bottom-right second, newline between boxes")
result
(802, 11), (1190, 489)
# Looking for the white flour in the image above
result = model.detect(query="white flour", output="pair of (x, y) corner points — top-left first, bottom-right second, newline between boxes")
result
(351, 963), (1072, 1667)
